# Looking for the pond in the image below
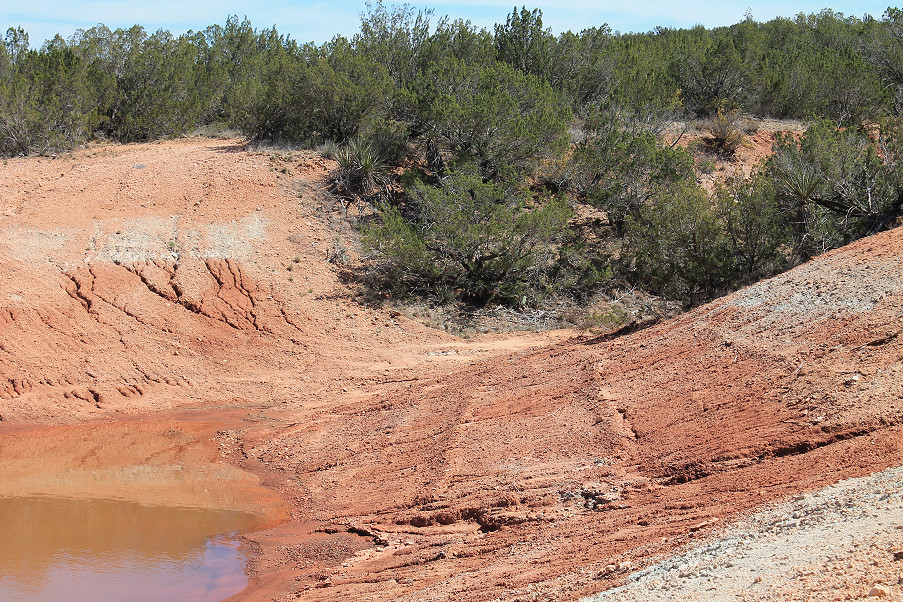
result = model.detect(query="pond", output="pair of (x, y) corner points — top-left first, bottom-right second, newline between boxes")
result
(0, 417), (286, 602)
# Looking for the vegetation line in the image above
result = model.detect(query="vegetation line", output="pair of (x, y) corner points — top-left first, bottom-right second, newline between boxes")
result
(3, 4), (902, 316)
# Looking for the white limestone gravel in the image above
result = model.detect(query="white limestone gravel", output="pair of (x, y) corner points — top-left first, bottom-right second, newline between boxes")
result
(582, 464), (903, 601)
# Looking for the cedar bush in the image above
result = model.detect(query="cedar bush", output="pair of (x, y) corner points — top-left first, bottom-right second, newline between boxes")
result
(362, 169), (572, 305)
(624, 177), (791, 306)
(409, 56), (571, 179)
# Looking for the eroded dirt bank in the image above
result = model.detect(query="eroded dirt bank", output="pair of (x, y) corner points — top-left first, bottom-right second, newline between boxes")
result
(1, 138), (902, 601)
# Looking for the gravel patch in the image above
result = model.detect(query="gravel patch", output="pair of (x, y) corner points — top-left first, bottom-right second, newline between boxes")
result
(582, 465), (903, 601)
(730, 259), (903, 315)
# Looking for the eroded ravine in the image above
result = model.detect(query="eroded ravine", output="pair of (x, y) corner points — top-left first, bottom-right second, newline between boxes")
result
(2, 139), (903, 601)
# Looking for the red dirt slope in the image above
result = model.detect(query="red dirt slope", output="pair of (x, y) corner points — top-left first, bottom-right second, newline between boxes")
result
(239, 227), (903, 601)
(0, 139), (525, 425)
(1, 138), (901, 601)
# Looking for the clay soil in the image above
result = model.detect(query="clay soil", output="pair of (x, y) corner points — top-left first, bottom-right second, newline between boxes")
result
(1, 137), (902, 601)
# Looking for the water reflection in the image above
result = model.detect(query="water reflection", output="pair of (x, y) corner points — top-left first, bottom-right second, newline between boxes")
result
(0, 496), (255, 601)
(0, 419), (287, 601)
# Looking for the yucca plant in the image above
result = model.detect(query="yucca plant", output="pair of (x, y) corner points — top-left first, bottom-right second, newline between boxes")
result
(772, 154), (824, 261)
(328, 136), (392, 215)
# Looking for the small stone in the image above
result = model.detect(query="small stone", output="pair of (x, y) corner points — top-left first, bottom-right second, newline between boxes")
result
(868, 584), (892, 598)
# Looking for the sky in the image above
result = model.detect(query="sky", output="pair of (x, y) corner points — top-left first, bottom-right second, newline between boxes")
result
(1, 0), (895, 47)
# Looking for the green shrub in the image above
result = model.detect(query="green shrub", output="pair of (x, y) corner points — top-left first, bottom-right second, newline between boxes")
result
(697, 106), (745, 157)
(357, 116), (410, 165)
(73, 25), (208, 142)
(624, 176), (791, 306)
(767, 118), (903, 259)
(233, 38), (395, 145)
(557, 107), (695, 233)
(714, 175), (792, 283)
(624, 182), (727, 305)
(673, 32), (752, 116)
(494, 7), (553, 79)
(363, 168), (572, 305)
(410, 57), (571, 179)
(0, 29), (98, 155)
(329, 136), (391, 210)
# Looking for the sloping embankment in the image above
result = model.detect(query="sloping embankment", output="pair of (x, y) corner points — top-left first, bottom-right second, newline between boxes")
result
(239, 226), (903, 601)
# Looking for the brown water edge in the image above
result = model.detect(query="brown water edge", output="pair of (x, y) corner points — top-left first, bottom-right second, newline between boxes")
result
(0, 411), (289, 601)
(0, 496), (255, 601)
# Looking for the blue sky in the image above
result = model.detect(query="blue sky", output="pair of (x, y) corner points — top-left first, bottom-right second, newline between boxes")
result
(2, 1), (895, 47)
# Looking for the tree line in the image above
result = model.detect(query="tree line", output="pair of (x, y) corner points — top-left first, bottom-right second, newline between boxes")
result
(3, 4), (902, 308)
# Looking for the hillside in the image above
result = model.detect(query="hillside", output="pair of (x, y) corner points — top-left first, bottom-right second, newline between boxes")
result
(0, 138), (563, 422)
(1, 138), (901, 601)
(239, 225), (903, 601)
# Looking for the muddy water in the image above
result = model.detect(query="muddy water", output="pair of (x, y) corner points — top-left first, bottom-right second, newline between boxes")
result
(0, 417), (287, 601)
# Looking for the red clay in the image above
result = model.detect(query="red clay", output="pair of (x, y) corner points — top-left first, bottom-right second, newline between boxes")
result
(1, 138), (901, 601)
